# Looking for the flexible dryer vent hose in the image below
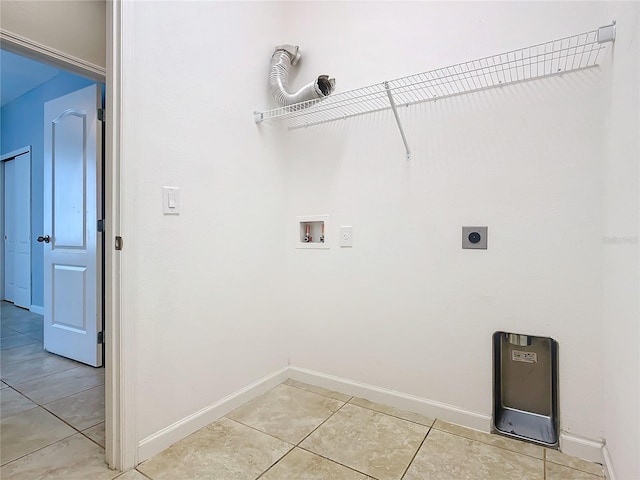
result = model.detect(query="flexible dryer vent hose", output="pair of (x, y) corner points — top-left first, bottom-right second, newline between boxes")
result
(269, 44), (335, 107)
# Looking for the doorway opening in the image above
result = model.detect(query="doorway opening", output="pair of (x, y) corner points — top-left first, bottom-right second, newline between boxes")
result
(0, 48), (110, 470)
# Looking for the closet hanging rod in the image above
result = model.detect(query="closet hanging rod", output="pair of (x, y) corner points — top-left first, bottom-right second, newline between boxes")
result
(254, 23), (616, 131)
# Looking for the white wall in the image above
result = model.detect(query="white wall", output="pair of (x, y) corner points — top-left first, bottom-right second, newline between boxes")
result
(601, 2), (640, 479)
(0, 0), (105, 69)
(284, 1), (609, 444)
(121, 1), (289, 448)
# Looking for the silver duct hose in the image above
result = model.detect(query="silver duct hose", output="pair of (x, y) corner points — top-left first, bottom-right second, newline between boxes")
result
(269, 44), (335, 107)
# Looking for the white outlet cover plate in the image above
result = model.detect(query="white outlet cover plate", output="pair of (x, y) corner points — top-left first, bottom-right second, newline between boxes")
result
(340, 226), (353, 247)
(162, 186), (180, 215)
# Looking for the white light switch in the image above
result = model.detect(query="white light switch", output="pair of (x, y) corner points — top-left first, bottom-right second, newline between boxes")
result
(162, 186), (180, 215)
(339, 226), (353, 247)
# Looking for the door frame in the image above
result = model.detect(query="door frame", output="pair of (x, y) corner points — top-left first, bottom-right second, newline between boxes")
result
(0, 146), (32, 305)
(1, 2), (136, 470)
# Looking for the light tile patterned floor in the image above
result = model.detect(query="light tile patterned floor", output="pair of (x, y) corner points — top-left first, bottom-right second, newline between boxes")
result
(1, 302), (607, 479)
(0, 302), (115, 479)
(137, 378), (606, 480)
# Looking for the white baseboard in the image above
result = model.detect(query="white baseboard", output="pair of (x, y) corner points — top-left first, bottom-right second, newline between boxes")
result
(30, 305), (44, 315)
(602, 445), (616, 480)
(559, 433), (605, 464)
(137, 366), (290, 463)
(288, 366), (492, 433)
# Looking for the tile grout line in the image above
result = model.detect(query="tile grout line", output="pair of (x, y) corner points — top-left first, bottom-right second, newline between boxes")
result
(0, 339), (41, 351)
(254, 398), (378, 480)
(224, 416), (297, 447)
(225, 383), (379, 480)
(0, 431), (77, 468)
(0, 385), (39, 419)
(31, 404), (91, 439)
(10, 379), (105, 412)
(399, 424), (433, 480)
(430, 424), (546, 462)
(345, 398), (435, 429)
(295, 398), (350, 446)
(2, 336), (107, 458)
(0, 326), (31, 337)
(2, 412), (106, 470)
(253, 444), (296, 480)
(79, 428), (106, 450)
(2, 363), (84, 387)
(0, 347), (50, 368)
(545, 458), (605, 478)
(291, 400), (383, 480)
(284, 381), (352, 403)
(288, 381), (435, 429)
(226, 382), (352, 447)
(295, 445), (381, 480)
(132, 468), (154, 479)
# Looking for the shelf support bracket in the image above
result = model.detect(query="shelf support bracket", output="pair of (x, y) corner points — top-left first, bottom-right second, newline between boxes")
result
(384, 81), (411, 161)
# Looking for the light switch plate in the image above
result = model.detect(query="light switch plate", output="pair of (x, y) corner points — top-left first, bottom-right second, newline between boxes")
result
(462, 226), (487, 249)
(340, 226), (353, 247)
(162, 186), (180, 215)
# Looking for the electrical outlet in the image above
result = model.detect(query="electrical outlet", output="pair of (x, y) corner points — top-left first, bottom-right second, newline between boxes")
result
(462, 226), (487, 249)
(340, 226), (353, 247)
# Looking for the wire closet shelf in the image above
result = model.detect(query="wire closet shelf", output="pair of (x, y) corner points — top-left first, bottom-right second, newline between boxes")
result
(254, 24), (616, 156)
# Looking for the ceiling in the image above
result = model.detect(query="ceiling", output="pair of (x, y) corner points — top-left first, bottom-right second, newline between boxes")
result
(1, 49), (60, 107)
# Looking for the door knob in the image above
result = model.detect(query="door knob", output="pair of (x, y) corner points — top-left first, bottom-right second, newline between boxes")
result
(37, 235), (51, 243)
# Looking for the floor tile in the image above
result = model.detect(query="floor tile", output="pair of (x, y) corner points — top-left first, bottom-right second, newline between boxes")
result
(1, 353), (79, 385)
(261, 447), (368, 480)
(45, 385), (105, 430)
(0, 407), (76, 465)
(403, 429), (543, 480)
(227, 383), (344, 444)
(0, 387), (37, 419)
(1, 343), (48, 367)
(13, 365), (104, 404)
(546, 461), (604, 479)
(83, 423), (106, 447)
(115, 471), (148, 479)
(4, 317), (43, 334)
(25, 330), (44, 342)
(1, 381), (8, 389)
(1, 305), (37, 321)
(0, 334), (39, 350)
(1, 327), (22, 339)
(433, 419), (544, 459)
(0, 433), (120, 480)
(349, 397), (434, 426)
(546, 449), (604, 476)
(137, 417), (291, 480)
(301, 403), (428, 480)
(12, 322), (43, 335)
(284, 379), (353, 402)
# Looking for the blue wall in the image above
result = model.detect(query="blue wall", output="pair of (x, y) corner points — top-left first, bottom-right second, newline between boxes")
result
(1, 71), (97, 308)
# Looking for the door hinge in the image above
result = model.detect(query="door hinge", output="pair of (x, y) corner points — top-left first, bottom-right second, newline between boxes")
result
(97, 219), (105, 232)
(97, 331), (104, 344)
(98, 108), (105, 121)
(115, 236), (123, 250)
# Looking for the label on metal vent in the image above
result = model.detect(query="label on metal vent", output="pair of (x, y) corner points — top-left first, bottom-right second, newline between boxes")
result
(512, 350), (537, 364)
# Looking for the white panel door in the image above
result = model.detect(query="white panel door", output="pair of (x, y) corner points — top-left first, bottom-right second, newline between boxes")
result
(3, 159), (16, 303)
(13, 153), (32, 308)
(44, 84), (102, 367)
